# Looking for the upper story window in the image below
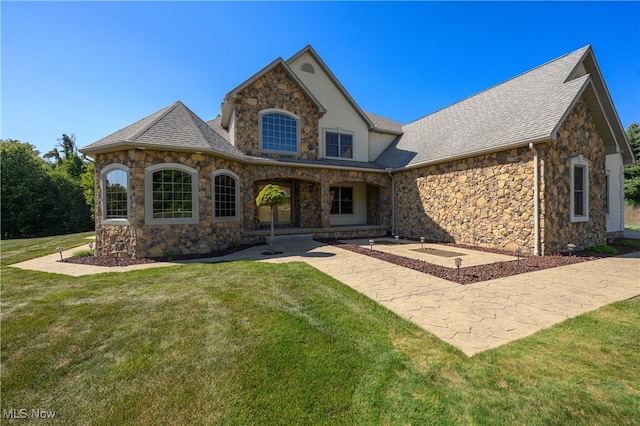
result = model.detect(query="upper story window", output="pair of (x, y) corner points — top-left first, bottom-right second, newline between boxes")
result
(570, 156), (589, 222)
(213, 170), (240, 222)
(144, 163), (199, 225)
(325, 129), (353, 159)
(101, 164), (129, 225)
(259, 110), (299, 154)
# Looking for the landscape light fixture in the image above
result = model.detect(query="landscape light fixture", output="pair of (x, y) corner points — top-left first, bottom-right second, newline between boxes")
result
(56, 246), (64, 261)
(88, 242), (94, 250)
(515, 248), (522, 266)
(567, 243), (577, 256)
(420, 236), (425, 249)
(395, 235), (400, 241)
(369, 239), (375, 251)
(454, 257), (462, 276)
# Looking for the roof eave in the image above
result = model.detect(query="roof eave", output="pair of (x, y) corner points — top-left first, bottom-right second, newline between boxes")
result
(397, 136), (553, 172)
(80, 141), (245, 163)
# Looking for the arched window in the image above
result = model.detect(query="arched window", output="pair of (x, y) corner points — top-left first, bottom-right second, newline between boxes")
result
(101, 164), (129, 224)
(213, 170), (240, 222)
(259, 109), (300, 154)
(145, 164), (199, 224)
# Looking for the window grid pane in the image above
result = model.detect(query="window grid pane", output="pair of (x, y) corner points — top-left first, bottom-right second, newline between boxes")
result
(214, 174), (236, 218)
(262, 113), (298, 152)
(105, 170), (128, 219)
(574, 166), (585, 216)
(326, 132), (353, 158)
(330, 186), (353, 215)
(152, 170), (193, 219)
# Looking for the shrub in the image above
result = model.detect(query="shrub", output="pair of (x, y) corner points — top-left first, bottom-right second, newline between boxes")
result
(72, 249), (94, 258)
(584, 245), (618, 255)
(615, 239), (640, 247)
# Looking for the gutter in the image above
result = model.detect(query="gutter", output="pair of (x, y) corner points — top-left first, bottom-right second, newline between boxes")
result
(529, 143), (540, 256)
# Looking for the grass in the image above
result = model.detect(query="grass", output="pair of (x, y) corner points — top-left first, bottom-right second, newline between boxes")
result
(2, 234), (640, 425)
(0, 231), (95, 266)
(625, 225), (640, 231)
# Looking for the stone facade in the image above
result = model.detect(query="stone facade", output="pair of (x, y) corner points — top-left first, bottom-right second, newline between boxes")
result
(539, 98), (607, 253)
(394, 147), (536, 253)
(94, 149), (244, 258)
(393, 96), (608, 255)
(94, 148), (391, 258)
(233, 64), (323, 160)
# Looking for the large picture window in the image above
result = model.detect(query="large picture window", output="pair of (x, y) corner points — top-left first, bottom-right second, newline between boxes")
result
(213, 170), (240, 222)
(570, 156), (589, 222)
(101, 164), (129, 224)
(330, 186), (353, 215)
(260, 110), (299, 153)
(145, 164), (199, 225)
(326, 131), (353, 158)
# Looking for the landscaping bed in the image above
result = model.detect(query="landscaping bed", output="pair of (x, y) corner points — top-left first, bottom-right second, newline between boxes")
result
(63, 238), (639, 285)
(317, 238), (640, 285)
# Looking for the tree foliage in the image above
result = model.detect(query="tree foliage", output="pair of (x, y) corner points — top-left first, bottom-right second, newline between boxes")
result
(256, 184), (289, 254)
(1, 137), (94, 238)
(624, 122), (640, 205)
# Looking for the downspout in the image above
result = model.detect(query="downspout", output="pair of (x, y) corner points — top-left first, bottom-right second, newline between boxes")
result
(529, 143), (540, 256)
(386, 168), (395, 236)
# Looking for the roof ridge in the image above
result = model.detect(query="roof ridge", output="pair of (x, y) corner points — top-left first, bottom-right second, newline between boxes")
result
(404, 45), (591, 126)
(177, 101), (214, 148)
(128, 101), (181, 141)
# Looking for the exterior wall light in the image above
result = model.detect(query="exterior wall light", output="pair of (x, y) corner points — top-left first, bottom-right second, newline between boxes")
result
(454, 257), (462, 276)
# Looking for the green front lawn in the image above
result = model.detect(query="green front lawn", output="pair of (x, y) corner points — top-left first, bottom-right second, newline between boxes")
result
(1, 234), (639, 424)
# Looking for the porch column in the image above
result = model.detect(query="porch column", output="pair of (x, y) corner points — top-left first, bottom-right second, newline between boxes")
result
(321, 183), (333, 228)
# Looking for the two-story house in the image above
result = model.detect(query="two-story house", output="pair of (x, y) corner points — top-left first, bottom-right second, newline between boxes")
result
(80, 45), (635, 258)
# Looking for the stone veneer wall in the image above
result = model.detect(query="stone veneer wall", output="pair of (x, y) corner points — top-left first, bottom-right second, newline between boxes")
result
(539, 98), (606, 253)
(94, 149), (244, 258)
(394, 147), (536, 253)
(233, 64), (323, 160)
(242, 164), (391, 230)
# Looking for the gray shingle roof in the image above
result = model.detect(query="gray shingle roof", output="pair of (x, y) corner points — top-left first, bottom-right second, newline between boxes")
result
(364, 111), (403, 134)
(375, 46), (592, 169)
(81, 101), (244, 159)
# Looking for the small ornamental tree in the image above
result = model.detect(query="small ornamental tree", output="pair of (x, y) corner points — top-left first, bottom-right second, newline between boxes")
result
(256, 184), (289, 254)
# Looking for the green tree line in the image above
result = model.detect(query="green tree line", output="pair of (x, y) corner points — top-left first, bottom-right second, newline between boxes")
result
(624, 122), (640, 205)
(1, 135), (95, 239)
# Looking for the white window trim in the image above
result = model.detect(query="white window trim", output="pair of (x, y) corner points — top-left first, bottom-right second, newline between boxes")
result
(212, 169), (240, 223)
(100, 163), (130, 225)
(323, 128), (355, 160)
(258, 109), (301, 155)
(145, 163), (199, 225)
(605, 169), (610, 218)
(570, 155), (589, 223)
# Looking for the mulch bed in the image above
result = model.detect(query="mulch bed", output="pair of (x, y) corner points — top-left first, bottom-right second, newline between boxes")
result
(315, 238), (640, 285)
(62, 238), (639, 285)
(62, 243), (266, 267)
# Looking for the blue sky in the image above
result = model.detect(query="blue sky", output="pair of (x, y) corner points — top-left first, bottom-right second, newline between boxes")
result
(2, 1), (639, 156)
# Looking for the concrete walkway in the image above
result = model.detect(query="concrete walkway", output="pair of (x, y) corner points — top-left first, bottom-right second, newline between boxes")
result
(10, 239), (640, 356)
